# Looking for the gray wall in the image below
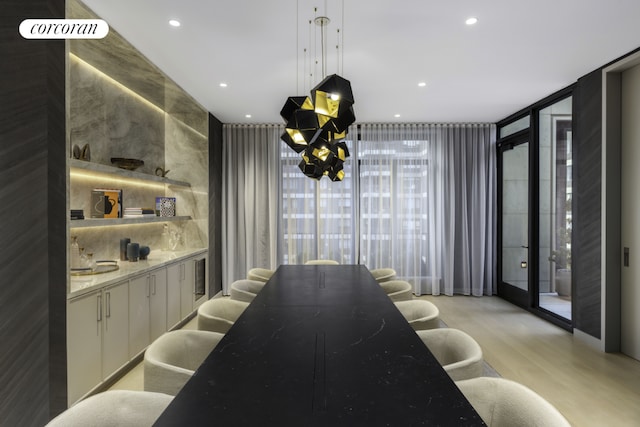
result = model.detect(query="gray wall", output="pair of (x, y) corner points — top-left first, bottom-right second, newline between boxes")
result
(0, 0), (68, 424)
(573, 69), (603, 339)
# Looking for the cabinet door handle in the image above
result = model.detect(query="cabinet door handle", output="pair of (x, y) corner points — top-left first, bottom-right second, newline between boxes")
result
(180, 264), (185, 281)
(146, 277), (150, 298)
(106, 291), (111, 318)
(152, 275), (156, 295)
(97, 294), (102, 322)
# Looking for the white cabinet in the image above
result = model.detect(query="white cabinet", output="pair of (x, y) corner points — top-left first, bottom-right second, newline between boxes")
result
(67, 279), (128, 405)
(150, 267), (167, 342)
(128, 274), (151, 358)
(180, 258), (196, 319)
(167, 262), (182, 329)
(67, 290), (102, 405)
(129, 267), (167, 358)
(102, 281), (129, 378)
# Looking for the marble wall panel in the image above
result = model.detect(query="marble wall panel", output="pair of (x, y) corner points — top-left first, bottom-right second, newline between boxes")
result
(70, 56), (165, 175)
(166, 115), (209, 249)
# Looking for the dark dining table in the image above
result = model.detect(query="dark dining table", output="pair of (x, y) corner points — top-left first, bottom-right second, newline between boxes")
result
(154, 265), (485, 426)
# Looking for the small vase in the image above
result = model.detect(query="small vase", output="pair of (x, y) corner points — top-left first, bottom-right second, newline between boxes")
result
(126, 242), (140, 262)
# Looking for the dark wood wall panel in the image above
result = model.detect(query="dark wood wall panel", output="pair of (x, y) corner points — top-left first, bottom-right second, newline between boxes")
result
(209, 114), (223, 295)
(0, 1), (67, 425)
(573, 69), (603, 339)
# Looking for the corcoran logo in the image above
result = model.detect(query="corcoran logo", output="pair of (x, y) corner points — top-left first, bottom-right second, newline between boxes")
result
(19, 19), (109, 39)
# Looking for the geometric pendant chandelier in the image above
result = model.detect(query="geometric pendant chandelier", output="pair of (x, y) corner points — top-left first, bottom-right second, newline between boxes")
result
(279, 12), (355, 181)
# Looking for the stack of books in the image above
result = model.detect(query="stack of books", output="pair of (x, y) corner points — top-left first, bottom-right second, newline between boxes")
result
(123, 207), (156, 218)
(70, 209), (84, 220)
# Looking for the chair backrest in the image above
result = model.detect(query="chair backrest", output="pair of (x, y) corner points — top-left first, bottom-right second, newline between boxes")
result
(45, 390), (173, 427)
(456, 377), (572, 427)
(247, 267), (275, 282)
(197, 298), (249, 333)
(417, 328), (483, 381)
(304, 259), (339, 265)
(144, 330), (224, 395)
(370, 268), (396, 282)
(229, 279), (265, 302)
(379, 280), (413, 302)
(394, 300), (440, 330)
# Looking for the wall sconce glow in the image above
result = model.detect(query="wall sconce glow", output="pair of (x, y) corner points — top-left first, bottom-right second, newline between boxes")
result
(465, 17), (478, 25)
(169, 19), (181, 27)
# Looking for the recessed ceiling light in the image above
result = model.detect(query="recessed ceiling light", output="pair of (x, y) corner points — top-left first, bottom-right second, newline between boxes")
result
(394, 114), (401, 118)
(169, 19), (181, 27)
(465, 17), (478, 25)
(219, 83), (228, 88)
(418, 82), (427, 87)
(245, 114), (252, 118)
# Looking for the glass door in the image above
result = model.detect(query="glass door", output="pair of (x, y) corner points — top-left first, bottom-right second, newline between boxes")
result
(537, 97), (573, 321)
(499, 135), (530, 307)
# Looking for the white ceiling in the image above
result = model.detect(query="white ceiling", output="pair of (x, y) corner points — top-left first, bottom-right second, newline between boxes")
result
(81, 0), (640, 124)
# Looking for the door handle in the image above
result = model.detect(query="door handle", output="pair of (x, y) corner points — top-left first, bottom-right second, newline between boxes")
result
(106, 291), (111, 318)
(521, 245), (529, 249)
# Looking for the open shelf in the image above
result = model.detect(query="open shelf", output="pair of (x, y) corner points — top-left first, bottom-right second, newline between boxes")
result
(70, 215), (192, 228)
(70, 158), (191, 187)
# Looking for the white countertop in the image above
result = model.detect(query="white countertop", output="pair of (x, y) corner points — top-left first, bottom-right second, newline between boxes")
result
(68, 248), (207, 298)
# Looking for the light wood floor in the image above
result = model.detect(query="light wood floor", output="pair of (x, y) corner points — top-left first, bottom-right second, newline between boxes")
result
(111, 296), (640, 426)
(419, 295), (640, 427)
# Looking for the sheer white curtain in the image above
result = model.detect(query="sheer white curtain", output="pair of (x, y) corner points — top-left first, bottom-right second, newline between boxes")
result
(279, 138), (356, 265)
(222, 123), (496, 296)
(359, 124), (496, 296)
(221, 125), (282, 293)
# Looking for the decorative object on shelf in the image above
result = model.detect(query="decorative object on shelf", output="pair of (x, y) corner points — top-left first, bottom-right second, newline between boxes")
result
(126, 242), (140, 262)
(81, 143), (91, 161)
(70, 236), (81, 269)
(70, 209), (84, 220)
(156, 197), (176, 217)
(155, 167), (170, 177)
(139, 245), (150, 260)
(91, 188), (122, 218)
(161, 224), (170, 251)
(279, 6), (355, 182)
(120, 237), (131, 261)
(123, 207), (156, 218)
(70, 260), (119, 276)
(110, 157), (144, 171)
(72, 144), (81, 159)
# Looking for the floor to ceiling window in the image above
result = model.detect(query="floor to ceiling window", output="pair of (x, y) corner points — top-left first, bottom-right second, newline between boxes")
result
(222, 123), (495, 296)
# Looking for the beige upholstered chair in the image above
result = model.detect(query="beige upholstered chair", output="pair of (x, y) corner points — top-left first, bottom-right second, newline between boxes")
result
(197, 298), (249, 333)
(456, 377), (572, 427)
(45, 390), (173, 427)
(304, 259), (339, 265)
(417, 328), (483, 381)
(144, 330), (224, 396)
(370, 268), (396, 282)
(229, 279), (265, 303)
(247, 267), (275, 282)
(379, 280), (413, 302)
(394, 300), (440, 330)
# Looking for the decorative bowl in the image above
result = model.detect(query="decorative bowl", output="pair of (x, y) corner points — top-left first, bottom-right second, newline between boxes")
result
(111, 157), (144, 170)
